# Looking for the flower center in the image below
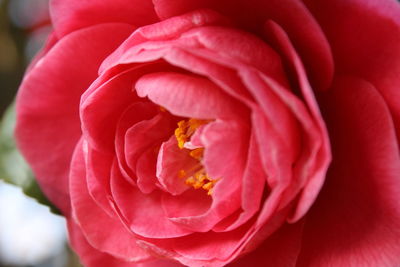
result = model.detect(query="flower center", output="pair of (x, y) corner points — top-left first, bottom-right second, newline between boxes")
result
(174, 119), (218, 195)
(174, 118), (207, 149)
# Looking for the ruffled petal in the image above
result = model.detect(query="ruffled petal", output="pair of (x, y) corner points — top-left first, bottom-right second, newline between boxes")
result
(135, 72), (238, 119)
(110, 162), (193, 238)
(70, 140), (151, 261)
(261, 20), (331, 221)
(153, 0), (333, 90)
(114, 102), (160, 180)
(68, 219), (182, 267)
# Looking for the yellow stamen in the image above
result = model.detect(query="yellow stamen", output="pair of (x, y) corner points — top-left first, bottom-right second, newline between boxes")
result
(174, 118), (217, 196)
(189, 148), (204, 160)
(202, 181), (214, 191)
(174, 119), (208, 149)
(183, 170), (218, 195)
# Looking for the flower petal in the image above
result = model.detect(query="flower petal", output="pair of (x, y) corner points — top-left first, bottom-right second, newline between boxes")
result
(70, 140), (150, 261)
(50, 0), (157, 37)
(304, 0), (400, 142)
(228, 221), (304, 267)
(153, 0), (333, 90)
(213, 131), (266, 232)
(157, 135), (198, 195)
(110, 162), (193, 238)
(15, 23), (133, 214)
(67, 220), (143, 267)
(261, 21), (331, 222)
(297, 76), (400, 266)
(135, 72), (238, 119)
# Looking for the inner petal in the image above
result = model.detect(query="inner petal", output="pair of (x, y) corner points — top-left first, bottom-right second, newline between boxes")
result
(135, 72), (239, 119)
(156, 135), (199, 195)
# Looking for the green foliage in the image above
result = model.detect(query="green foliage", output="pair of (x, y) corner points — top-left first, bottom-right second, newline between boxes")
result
(0, 102), (60, 215)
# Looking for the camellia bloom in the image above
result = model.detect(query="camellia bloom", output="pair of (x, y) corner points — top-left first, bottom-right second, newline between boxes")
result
(15, 0), (400, 266)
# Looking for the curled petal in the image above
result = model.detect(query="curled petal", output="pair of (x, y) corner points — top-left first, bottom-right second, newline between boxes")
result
(70, 140), (150, 261)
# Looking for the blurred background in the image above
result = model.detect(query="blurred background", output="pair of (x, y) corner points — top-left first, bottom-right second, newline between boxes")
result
(0, 0), (81, 266)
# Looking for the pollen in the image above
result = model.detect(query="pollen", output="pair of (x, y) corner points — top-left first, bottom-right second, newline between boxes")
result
(183, 170), (218, 195)
(174, 119), (208, 149)
(174, 118), (217, 196)
(189, 148), (204, 160)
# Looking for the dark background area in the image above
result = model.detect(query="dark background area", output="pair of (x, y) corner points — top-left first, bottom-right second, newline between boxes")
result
(0, 1), (25, 115)
(0, 0), (50, 116)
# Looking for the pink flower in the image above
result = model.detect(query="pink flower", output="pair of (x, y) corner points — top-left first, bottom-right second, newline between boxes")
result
(15, 0), (400, 266)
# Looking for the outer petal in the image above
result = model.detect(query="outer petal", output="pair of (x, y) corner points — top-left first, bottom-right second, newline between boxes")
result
(228, 221), (304, 267)
(68, 220), (139, 267)
(15, 23), (134, 214)
(70, 140), (151, 261)
(303, 0), (400, 141)
(297, 76), (400, 266)
(68, 220), (181, 267)
(50, 0), (157, 37)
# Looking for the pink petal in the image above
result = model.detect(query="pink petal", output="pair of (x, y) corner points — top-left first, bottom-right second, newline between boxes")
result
(136, 146), (160, 194)
(81, 61), (178, 154)
(163, 120), (248, 232)
(259, 21), (332, 221)
(157, 136), (199, 195)
(162, 189), (212, 220)
(169, 207), (290, 265)
(124, 111), (175, 182)
(304, 0), (400, 141)
(25, 32), (58, 73)
(214, 132), (266, 232)
(172, 226), (250, 263)
(15, 23), (133, 214)
(153, 0), (333, 90)
(81, 66), (143, 153)
(67, 220), (145, 267)
(69, 218), (183, 266)
(228, 221), (304, 267)
(114, 102), (160, 180)
(297, 76), (400, 266)
(179, 26), (288, 86)
(110, 162), (193, 238)
(135, 72), (238, 119)
(70, 140), (150, 261)
(50, 0), (157, 37)
(137, 260), (183, 267)
(86, 146), (115, 216)
(100, 9), (229, 72)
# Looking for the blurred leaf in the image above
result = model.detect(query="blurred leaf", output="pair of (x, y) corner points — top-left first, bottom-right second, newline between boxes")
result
(0, 101), (60, 215)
